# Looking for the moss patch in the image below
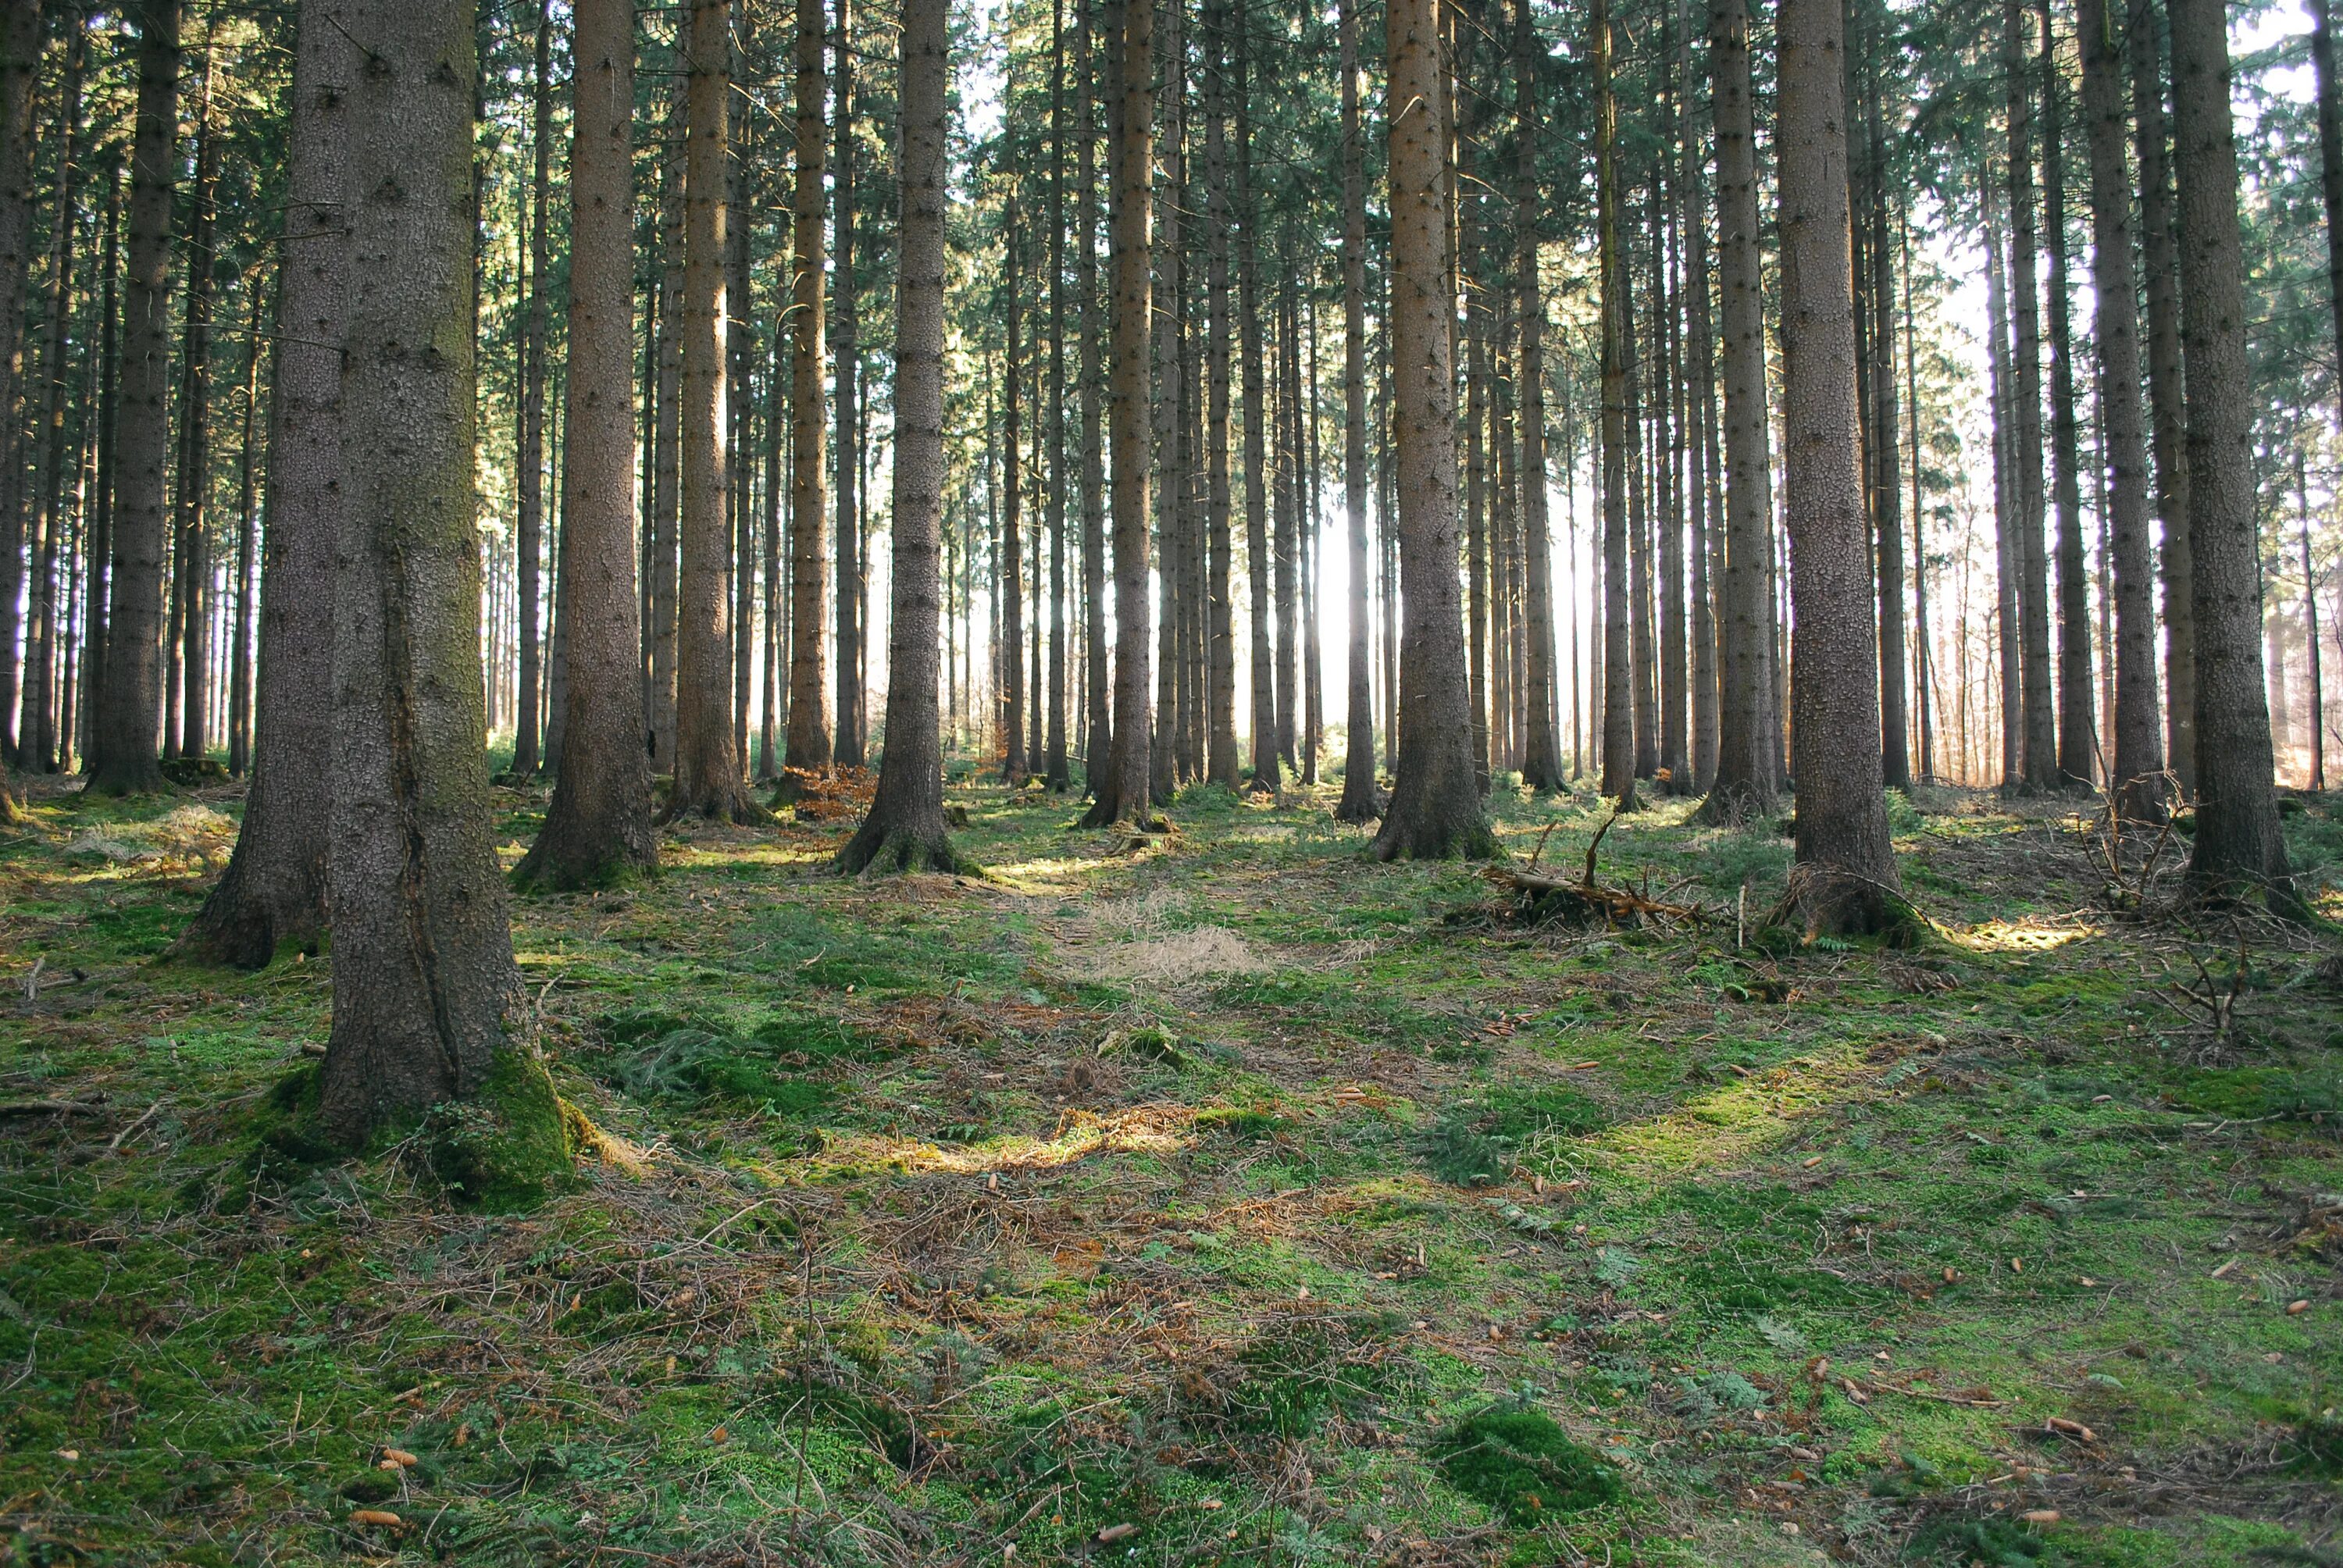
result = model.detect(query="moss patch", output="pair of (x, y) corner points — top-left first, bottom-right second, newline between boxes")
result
(422, 1049), (580, 1211)
(1430, 1405), (1621, 1523)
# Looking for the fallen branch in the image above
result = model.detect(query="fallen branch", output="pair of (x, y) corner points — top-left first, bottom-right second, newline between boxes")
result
(1483, 804), (1703, 928)
(0, 1099), (104, 1117)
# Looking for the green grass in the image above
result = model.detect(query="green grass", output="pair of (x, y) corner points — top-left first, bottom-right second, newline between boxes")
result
(1, 770), (2338, 1564)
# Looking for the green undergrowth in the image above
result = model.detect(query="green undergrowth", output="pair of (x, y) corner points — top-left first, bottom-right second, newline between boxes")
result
(0, 772), (2338, 1564)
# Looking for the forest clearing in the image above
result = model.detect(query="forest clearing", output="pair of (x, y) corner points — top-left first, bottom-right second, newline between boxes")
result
(2, 774), (2338, 1565)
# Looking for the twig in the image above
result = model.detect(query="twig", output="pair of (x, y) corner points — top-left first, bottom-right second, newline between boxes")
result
(105, 1101), (164, 1153)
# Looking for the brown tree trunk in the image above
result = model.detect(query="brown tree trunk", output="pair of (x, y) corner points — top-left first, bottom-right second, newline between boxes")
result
(1046, 0), (1071, 793)
(1777, 0), (1899, 930)
(1703, 0), (1771, 819)
(512, 0), (551, 778)
(784, 0), (833, 784)
(1372, 0), (1495, 860)
(226, 281), (264, 779)
(1275, 260), (1302, 775)
(647, 123), (681, 770)
(2006, 0), (2056, 790)
(78, 169), (121, 783)
(1236, 18), (1276, 793)
(18, 16), (84, 773)
(2078, 0), (2164, 821)
(1080, 0), (1154, 828)
(840, 0), (956, 871)
(173, 64), (220, 768)
(1985, 171), (2023, 789)
(323, 0), (519, 1146)
(1002, 201), (1028, 782)
(2300, 458), (2327, 793)
(833, 0), (864, 770)
(2039, 0), (2092, 788)
(2167, 0), (2299, 911)
(1203, 0), (1239, 788)
(87, 0), (180, 796)
(665, 0), (760, 821)
(1516, 0), (1564, 793)
(1077, 0), (1109, 789)
(1863, 20), (1908, 793)
(1598, 0), (1639, 807)
(0, 0), (38, 774)
(1333, 0), (1378, 825)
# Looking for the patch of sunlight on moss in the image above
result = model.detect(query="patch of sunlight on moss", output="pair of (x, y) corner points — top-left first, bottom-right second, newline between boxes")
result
(814, 1103), (1196, 1176)
(1594, 1043), (1869, 1176)
(1954, 919), (2094, 953)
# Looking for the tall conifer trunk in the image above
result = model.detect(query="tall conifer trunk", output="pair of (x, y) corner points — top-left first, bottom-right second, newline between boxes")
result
(1333, 0), (1378, 825)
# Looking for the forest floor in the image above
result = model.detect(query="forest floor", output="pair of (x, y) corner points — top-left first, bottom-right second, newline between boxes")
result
(2, 764), (2341, 1568)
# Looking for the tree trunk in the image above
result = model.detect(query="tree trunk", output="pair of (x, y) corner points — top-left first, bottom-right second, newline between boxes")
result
(1001, 201), (1028, 782)
(2301, 458), (2327, 793)
(87, 0), (180, 796)
(833, 0), (863, 770)
(511, 0), (551, 779)
(79, 169), (122, 782)
(1682, 0), (1719, 796)
(1984, 171), (2023, 790)
(1148, 0), (1184, 807)
(1598, 0), (1639, 807)
(323, 0), (519, 1146)
(2078, 0), (2164, 821)
(1080, 0), (1153, 828)
(1045, 0), (1071, 793)
(1333, 0), (1378, 825)
(19, 17), (85, 773)
(1202, 0), (1239, 788)
(840, 0), (955, 871)
(648, 124), (682, 771)
(226, 280), (265, 779)
(1236, 21), (1275, 793)
(1863, 21), (1908, 793)
(2038, 0), (2092, 789)
(1776, 0), (1899, 931)
(784, 0), (833, 784)
(1372, 0), (1496, 860)
(1703, 0), (1772, 819)
(664, 0), (759, 821)
(1516, 0), (1564, 793)
(2006, 0), (2056, 791)
(1464, 236), (1491, 789)
(0, 0), (38, 774)
(2166, 0), (2298, 910)
(180, 0), (343, 964)
(1275, 262), (1301, 775)
(1077, 0), (1108, 789)
(172, 65), (220, 768)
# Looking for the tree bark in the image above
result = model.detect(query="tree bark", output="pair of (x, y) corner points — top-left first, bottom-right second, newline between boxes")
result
(784, 0), (833, 785)
(1515, 0), (1564, 793)
(1863, 20), (1908, 793)
(1333, 0), (1378, 825)
(2006, 0), (2056, 791)
(647, 123), (681, 770)
(2300, 457), (2327, 793)
(1776, 0), (1899, 931)
(839, 0), (955, 871)
(1076, 0), (1109, 789)
(1703, 0), (1772, 819)
(2166, 0), (2298, 911)
(1080, 0), (1154, 828)
(1002, 201), (1027, 782)
(323, 0), (519, 1145)
(663, 0), (759, 821)
(1598, 0), (1637, 805)
(87, 0), (180, 796)
(2039, 0), (2092, 788)
(1372, 0), (1496, 860)
(172, 62), (220, 767)
(0, 0), (39, 772)
(1202, 0), (1239, 788)
(19, 17), (85, 774)
(181, 0), (344, 964)
(2078, 0), (2164, 821)
(833, 0), (864, 770)
(226, 280), (266, 779)
(512, 0), (551, 779)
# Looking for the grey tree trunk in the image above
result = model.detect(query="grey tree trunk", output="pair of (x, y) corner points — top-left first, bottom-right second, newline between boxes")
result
(1776, 0), (1899, 931)
(181, 0), (344, 964)
(19, 18), (85, 774)
(323, 0), (519, 1145)
(1236, 19), (1276, 793)
(1333, 0), (1378, 825)
(1079, 0), (1154, 829)
(1703, 0), (1773, 820)
(1985, 173), (2024, 789)
(1372, 0), (1496, 860)
(1046, 0), (1071, 793)
(2167, 0), (2299, 911)
(1598, 0), (1640, 807)
(1002, 204), (1027, 782)
(1864, 28), (1908, 793)
(87, 0), (180, 796)
(226, 282), (265, 779)
(783, 0), (833, 785)
(1683, 0), (1720, 795)
(840, 0), (955, 871)
(2078, 0), (2164, 821)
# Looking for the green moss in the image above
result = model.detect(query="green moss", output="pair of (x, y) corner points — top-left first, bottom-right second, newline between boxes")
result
(422, 1049), (580, 1212)
(1430, 1405), (1621, 1523)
